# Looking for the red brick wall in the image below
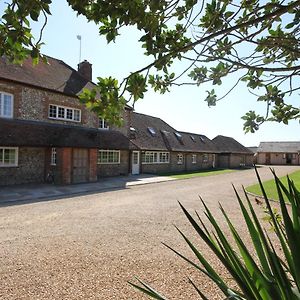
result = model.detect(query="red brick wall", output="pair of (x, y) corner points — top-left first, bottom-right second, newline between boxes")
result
(89, 148), (98, 181)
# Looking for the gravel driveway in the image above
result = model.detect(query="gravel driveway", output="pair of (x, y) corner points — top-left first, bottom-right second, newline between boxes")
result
(0, 165), (299, 300)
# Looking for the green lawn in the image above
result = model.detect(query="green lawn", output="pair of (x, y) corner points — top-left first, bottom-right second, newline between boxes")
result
(159, 168), (236, 179)
(246, 170), (300, 201)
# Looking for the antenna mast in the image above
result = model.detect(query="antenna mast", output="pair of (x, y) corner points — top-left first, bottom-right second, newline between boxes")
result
(77, 35), (82, 63)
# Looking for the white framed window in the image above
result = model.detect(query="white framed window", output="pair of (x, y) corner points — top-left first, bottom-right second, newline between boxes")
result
(192, 154), (197, 164)
(159, 152), (169, 163)
(99, 118), (109, 129)
(51, 148), (57, 166)
(203, 154), (208, 163)
(177, 153), (183, 165)
(48, 104), (81, 122)
(98, 150), (120, 164)
(0, 92), (13, 118)
(141, 152), (170, 164)
(0, 147), (18, 167)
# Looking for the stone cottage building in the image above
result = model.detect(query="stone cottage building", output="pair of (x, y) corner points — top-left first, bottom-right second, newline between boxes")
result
(256, 142), (300, 165)
(0, 55), (253, 186)
(0, 55), (136, 185)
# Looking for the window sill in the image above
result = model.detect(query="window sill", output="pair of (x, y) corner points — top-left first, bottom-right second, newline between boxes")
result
(97, 162), (120, 165)
(0, 165), (18, 168)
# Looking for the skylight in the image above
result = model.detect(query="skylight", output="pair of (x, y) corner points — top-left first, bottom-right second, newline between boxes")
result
(190, 135), (195, 142)
(130, 127), (136, 132)
(175, 132), (182, 139)
(148, 127), (156, 136)
(200, 136), (205, 142)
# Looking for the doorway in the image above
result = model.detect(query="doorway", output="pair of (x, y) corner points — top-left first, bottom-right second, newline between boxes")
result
(131, 151), (140, 175)
(72, 148), (89, 183)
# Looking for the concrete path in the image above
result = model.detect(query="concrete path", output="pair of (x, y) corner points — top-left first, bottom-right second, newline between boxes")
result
(0, 174), (175, 205)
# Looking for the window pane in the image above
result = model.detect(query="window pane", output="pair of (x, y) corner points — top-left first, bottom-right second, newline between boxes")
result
(66, 109), (73, 120)
(58, 107), (65, 118)
(74, 110), (80, 121)
(1, 148), (16, 165)
(3, 94), (12, 116)
(49, 105), (57, 118)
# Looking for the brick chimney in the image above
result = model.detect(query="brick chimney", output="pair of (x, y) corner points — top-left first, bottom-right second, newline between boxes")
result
(77, 60), (92, 81)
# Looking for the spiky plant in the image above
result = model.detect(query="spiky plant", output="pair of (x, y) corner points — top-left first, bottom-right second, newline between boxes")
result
(130, 168), (300, 299)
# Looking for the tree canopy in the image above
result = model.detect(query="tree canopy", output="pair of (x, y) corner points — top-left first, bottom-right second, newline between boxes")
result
(1, 0), (300, 131)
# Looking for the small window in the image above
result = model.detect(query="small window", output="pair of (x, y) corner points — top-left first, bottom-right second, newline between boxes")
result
(51, 148), (57, 166)
(98, 150), (120, 164)
(49, 105), (57, 118)
(159, 152), (170, 163)
(175, 132), (182, 139)
(203, 154), (208, 163)
(58, 107), (65, 118)
(66, 108), (73, 120)
(192, 154), (197, 164)
(175, 132), (184, 145)
(0, 92), (13, 118)
(99, 118), (109, 129)
(147, 127), (156, 136)
(177, 154), (183, 165)
(0, 147), (18, 167)
(74, 109), (81, 121)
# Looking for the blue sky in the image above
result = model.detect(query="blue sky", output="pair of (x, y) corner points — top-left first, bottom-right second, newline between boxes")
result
(1, 0), (299, 146)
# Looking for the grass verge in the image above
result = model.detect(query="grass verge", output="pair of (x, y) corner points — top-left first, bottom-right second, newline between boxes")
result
(159, 168), (236, 179)
(246, 169), (300, 201)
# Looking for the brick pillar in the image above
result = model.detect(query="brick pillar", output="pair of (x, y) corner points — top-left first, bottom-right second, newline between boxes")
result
(61, 148), (72, 184)
(89, 148), (98, 182)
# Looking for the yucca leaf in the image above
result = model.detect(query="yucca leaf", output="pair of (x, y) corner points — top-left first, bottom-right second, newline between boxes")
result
(188, 277), (211, 300)
(179, 201), (257, 298)
(128, 278), (167, 300)
(200, 201), (258, 299)
(220, 204), (271, 300)
(272, 173), (300, 290)
(236, 186), (271, 275)
(173, 225), (232, 295)
(265, 233), (297, 299)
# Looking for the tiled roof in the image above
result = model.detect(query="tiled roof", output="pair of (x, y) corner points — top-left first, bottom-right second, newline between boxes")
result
(212, 135), (253, 154)
(0, 55), (95, 96)
(0, 119), (137, 150)
(257, 142), (300, 153)
(130, 112), (176, 151)
(173, 131), (217, 152)
(248, 146), (258, 153)
(130, 112), (217, 152)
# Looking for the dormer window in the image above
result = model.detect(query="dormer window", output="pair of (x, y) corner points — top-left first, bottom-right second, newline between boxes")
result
(0, 92), (13, 118)
(147, 127), (156, 136)
(99, 118), (109, 129)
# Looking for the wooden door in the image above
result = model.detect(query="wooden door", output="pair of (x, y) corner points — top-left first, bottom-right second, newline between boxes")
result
(73, 149), (89, 183)
(266, 153), (271, 164)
